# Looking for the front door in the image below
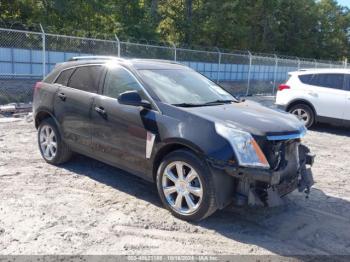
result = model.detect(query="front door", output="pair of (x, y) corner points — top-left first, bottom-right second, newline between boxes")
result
(91, 64), (158, 177)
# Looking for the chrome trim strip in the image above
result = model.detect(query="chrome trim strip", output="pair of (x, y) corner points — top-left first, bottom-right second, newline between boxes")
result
(266, 129), (306, 141)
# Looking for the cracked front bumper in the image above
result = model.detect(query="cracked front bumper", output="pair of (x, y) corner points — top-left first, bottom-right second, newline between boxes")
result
(224, 148), (315, 186)
(225, 143), (315, 206)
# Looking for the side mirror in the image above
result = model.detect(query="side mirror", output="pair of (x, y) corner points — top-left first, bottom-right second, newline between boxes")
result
(117, 91), (152, 109)
(235, 95), (246, 102)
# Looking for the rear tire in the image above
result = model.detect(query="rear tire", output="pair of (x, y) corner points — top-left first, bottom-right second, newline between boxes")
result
(289, 104), (315, 128)
(156, 149), (218, 221)
(37, 118), (72, 165)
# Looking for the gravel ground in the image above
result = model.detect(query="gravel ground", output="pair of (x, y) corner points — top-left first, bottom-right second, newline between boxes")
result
(1, 118), (350, 256)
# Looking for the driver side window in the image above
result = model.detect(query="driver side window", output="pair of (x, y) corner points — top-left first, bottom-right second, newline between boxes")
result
(103, 66), (142, 99)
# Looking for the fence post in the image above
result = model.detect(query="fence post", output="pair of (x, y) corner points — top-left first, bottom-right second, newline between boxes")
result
(273, 54), (278, 95)
(344, 58), (347, 68)
(114, 34), (121, 57)
(170, 42), (177, 61)
(39, 24), (46, 78)
(246, 51), (252, 96)
(314, 59), (317, 69)
(10, 47), (14, 79)
(297, 57), (301, 70)
(215, 47), (221, 84)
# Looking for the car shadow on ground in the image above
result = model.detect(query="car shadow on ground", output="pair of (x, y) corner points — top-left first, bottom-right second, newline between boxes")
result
(310, 123), (350, 137)
(61, 154), (350, 256)
(62, 154), (162, 207)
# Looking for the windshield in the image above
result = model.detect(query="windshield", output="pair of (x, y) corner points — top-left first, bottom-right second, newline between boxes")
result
(137, 69), (236, 105)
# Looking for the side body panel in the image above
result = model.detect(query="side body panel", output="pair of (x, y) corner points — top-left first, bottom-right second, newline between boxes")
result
(91, 95), (159, 177)
(33, 82), (60, 120)
(53, 86), (96, 154)
(302, 83), (345, 119)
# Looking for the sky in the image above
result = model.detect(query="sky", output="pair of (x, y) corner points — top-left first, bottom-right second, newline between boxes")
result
(337, 0), (350, 7)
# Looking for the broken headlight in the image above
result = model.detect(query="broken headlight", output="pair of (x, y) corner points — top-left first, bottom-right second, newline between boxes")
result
(215, 123), (270, 169)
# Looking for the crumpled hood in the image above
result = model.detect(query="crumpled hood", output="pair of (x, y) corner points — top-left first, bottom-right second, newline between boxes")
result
(182, 100), (305, 138)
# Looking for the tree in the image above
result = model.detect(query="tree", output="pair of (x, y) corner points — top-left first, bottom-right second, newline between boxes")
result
(0, 0), (349, 60)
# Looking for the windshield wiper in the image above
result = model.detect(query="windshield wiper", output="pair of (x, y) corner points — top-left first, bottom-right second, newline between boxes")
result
(204, 99), (234, 105)
(172, 100), (236, 107)
(172, 103), (205, 107)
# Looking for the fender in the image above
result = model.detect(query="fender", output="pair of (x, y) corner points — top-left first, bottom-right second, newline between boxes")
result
(150, 137), (207, 181)
(286, 98), (317, 116)
(160, 137), (205, 155)
(34, 107), (63, 135)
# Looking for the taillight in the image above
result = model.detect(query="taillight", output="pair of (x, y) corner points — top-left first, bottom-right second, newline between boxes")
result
(34, 81), (43, 92)
(278, 84), (290, 91)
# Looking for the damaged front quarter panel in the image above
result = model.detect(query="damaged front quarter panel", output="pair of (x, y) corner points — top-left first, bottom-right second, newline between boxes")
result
(222, 140), (315, 207)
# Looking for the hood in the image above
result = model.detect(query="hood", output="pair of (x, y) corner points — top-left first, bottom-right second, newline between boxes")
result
(179, 100), (305, 138)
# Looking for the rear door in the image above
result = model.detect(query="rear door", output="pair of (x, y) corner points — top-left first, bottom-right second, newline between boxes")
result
(299, 73), (346, 120)
(53, 65), (103, 153)
(91, 64), (157, 176)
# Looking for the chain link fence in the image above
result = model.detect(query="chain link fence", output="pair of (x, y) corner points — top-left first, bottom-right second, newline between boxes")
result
(0, 27), (348, 104)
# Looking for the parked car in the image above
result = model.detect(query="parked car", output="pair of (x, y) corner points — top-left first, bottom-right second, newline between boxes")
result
(275, 68), (350, 128)
(33, 56), (315, 221)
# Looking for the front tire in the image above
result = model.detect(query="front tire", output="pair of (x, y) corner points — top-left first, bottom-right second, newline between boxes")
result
(289, 104), (315, 128)
(156, 149), (218, 221)
(38, 118), (72, 165)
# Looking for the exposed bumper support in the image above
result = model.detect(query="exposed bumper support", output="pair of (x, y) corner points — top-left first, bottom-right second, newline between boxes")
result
(224, 143), (315, 206)
(297, 144), (315, 196)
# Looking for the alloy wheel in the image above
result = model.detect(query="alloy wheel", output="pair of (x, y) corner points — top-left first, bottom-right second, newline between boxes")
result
(162, 161), (203, 215)
(39, 125), (57, 161)
(291, 108), (309, 125)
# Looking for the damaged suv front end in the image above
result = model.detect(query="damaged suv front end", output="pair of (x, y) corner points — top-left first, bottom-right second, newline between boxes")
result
(215, 123), (315, 207)
(135, 62), (316, 220)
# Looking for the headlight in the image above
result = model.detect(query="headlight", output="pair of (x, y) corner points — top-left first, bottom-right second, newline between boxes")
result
(215, 123), (270, 169)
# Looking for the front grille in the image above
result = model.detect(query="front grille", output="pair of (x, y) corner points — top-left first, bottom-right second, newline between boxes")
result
(257, 139), (299, 171)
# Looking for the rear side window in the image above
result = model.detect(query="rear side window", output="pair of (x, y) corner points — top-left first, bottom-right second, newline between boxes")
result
(55, 68), (74, 86)
(68, 65), (103, 93)
(299, 73), (344, 90)
(298, 74), (313, 84)
(103, 66), (142, 99)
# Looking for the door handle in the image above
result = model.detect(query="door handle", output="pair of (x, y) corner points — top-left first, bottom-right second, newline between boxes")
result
(58, 92), (66, 101)
(94, 106), (106, 116)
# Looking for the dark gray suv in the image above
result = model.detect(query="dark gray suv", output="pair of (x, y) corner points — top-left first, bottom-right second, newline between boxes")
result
(33, 56), (315, 221)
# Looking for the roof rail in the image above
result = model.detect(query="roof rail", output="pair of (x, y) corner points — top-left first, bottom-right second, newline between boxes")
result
(131, 58), (183, 65)
(69, 56), (122, 61)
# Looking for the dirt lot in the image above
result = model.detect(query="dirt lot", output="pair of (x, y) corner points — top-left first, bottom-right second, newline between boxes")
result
(1, 118), (350, 256)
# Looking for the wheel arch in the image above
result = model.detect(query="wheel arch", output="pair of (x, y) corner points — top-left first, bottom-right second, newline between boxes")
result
(286, 99), (317, 117)
(151, 140), (204, 182)
(34, 109), (59, 130)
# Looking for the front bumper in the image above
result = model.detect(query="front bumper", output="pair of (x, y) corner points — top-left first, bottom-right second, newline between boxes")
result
(225, 148), (314, 186)
(224, 143), (315, 206)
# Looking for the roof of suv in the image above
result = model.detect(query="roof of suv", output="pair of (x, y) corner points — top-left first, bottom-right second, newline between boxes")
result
(60, 56), (187, 70)
(290, 68), (350, 75)
(44, 56), (189, 83)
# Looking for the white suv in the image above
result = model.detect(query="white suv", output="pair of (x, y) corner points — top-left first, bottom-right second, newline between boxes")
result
(275, 69), (350, 128)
